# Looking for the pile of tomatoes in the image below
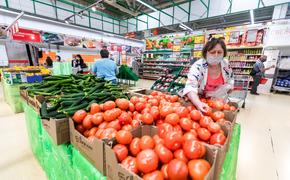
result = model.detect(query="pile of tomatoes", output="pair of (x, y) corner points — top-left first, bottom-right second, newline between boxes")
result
(72, 90), (232, 179)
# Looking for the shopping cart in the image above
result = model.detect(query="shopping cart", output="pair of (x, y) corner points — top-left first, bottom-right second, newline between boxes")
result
(227, 76), (250, 108)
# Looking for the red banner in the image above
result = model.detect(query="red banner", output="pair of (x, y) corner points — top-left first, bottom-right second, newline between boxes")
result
(12, 28), (41, 43)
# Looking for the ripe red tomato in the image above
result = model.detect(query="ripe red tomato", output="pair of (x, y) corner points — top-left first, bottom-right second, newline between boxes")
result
(121, 156), (138, 174)
(208, 122), (221, 133)
(73, 110), (87, 123)
(82, 115), (93, 129)
(135, 102), (146, 112)
(130, 137), (141, 156)
(113, 144), (128, 162)
(230, 106), (236, 111)
(116, 130), (133, 145)
(183, 139), (203, 160)
(91, 113), (103, 125)
(100, 128), (117, 139)
(90, 103), (101, 114)
(216, 118), (227, 125)
(151, 91), (158, 96)
(164, 131), (183, 151)
(143, 170), (164, 180)
(165, 113), (180, 126)
(103, 101), (116, 111)
(158, 123), (173, 138)
(116, 98), (129, 110)
(167, 159), (188, 180)
(223, 103), (230, 110)
(88, 127), (98, 137)
(170, 95), (179, 102)
(119, 111), (132, 125)
(98, 121), (108, 129)
(190, 110), (202, 121)
(150, 108), (160, 120)
(174, 149), (189, 163)
(103, 110), (116, 122)
(173, 125), (183, 135)
(174, 106), (189, 118)
(183, 132), (198, 142)
(83, 130), (90, 137)
(136, 149), (159, 174)
(160, 106), (174, 118)
(95, 128), (104, 138)
(107, 120), (121, 131)
(130, 96), (139, 105)
(213, 100), (224, 111)
(148, 98), (159, 106)
(128, 102), (135, 112)
(161, 164), (169, 179)
(139, 135), (155, 150)
(192, 121), (200, 130)
(211, 111), (225, 121)
(187, 105), (196, 112)
(153, 135), (164, 145)
(141, 113), (154, 125)
(203, 107), (212, 116)
(122, 124), (133, 131)
(154, 144), (173, 164)
(188, 159), (211, 180)
(142, 107), (151, 114)
(180, 117), (193, 131)
(156, 120), (164, 126)
(76, 124), (85, 134)
(200, 143), (206, 158)
(131, 119), (141, 128)
(197, 128), (211, 141)
(210, 133), (226, 145)
(199, 116), (213, 128)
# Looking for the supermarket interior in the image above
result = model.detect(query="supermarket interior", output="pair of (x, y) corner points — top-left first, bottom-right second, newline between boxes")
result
(0, 0), (290, 180)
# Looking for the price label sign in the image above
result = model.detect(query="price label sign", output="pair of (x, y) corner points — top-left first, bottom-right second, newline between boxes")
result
(173, 45), (181, 52)
(193, 51), (202, 58)
(194, 36), (205, 44)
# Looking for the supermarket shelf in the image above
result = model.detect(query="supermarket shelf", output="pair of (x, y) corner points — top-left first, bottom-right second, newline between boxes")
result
(277, 68), (290, 71)
(227, 46), (263, 50)
(233, 73), (251, 75)
(142, 64), (190, 67)
(244, 54), (263, 56)
(140, 67), (165, 71)
(144, 49), (192, 54)
(141, 75), (160, 80)
(273, 86), (290, 92)
(143, 60), (190, 63)
(231, 66), (253, 69)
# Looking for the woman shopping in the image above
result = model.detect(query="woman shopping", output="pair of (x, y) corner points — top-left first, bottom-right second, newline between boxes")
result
(183, 38), (234, 112)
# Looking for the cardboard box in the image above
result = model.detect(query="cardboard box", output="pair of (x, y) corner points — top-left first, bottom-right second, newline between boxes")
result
(20, 89), (28, 102)
(27, 95), (39, 112)
(42, 117), (70, 145)
(69, 118), (105, 175)
(105, 125), (217, 180)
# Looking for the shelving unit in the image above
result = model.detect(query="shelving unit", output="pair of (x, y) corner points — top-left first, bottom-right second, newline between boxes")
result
(227, 46), (263, 89)
(272, 55), (290, 93)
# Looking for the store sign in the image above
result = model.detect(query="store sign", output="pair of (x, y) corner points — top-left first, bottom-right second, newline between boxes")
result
(266, 24), (290, 47)
(194, 36), (205, 44)
(12, 28), (41, 43)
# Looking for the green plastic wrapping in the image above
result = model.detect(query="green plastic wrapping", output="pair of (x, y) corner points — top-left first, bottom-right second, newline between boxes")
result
(72, 147), (106, 180)
(53, 62), (72, 75)
(2, 81), (24, 113)
(220, 123), (241, 180)
(117, 65), (139, 81)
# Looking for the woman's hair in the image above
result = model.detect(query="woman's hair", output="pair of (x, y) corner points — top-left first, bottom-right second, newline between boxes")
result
(76, 54), (83, 60)
(202, 38), (227, 59)
(56, 55), (61, 61)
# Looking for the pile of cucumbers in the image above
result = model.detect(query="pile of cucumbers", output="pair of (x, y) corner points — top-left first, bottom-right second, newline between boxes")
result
(23, 74), (128, 119)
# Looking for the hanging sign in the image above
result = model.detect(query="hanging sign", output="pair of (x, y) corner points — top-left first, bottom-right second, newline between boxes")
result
(12, 28), (41, 43)
(229, 31), (240, 44)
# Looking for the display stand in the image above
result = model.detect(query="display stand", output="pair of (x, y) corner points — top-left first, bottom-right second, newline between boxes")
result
(23, 100), (240, 180)
(1, 80), (24, 113)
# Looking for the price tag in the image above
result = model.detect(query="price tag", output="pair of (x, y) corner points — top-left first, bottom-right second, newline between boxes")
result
(173, 45), (181, 52)
(212, 33), (224, 39)
(193, 51), (202, 58)
(194, 36), (205, 44)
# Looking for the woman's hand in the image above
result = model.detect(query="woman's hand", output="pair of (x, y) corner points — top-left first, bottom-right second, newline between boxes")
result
(196, 102), (210, 113)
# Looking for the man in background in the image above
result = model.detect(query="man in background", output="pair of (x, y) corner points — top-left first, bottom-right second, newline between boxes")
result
(250, 55), (275, 95)
(92, 49), (118, 84)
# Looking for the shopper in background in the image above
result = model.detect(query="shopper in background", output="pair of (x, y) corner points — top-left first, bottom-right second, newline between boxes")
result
(72, 54), (87, 73)
(45, 56), (53, 68)
(56, 55), (62, 62)
(92, 49), (118, 84)
(250, 55), (275, 95)
(183, 38), (234, 112)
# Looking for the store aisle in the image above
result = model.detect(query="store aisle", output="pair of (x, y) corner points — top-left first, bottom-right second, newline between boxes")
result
(0, 86), (46, 180)
(237, 93), (290, 180)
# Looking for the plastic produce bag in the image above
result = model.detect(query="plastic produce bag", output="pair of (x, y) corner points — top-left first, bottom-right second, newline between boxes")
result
(206, 84), (232, 101)
(117, 65), (139, 81)
(2, 81), (23, 113)
(53, 62), (72, 75)
(220, 124), (241, 180)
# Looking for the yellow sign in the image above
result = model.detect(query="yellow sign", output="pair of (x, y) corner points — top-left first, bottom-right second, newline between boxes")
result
(173, 45), (181, 52)
(212, 33), (224, 39)
(194, 36), (205, 44)
(193, 51), (202, 58)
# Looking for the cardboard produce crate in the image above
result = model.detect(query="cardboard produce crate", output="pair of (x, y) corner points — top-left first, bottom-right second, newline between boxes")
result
(105, 125), (217, 180)
(69, 118), (106, 175)
(42, 118), (70, 145)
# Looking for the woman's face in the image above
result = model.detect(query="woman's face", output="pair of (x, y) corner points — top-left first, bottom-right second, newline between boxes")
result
(76, 56), (80, 60)
(206, 44), (224, 58)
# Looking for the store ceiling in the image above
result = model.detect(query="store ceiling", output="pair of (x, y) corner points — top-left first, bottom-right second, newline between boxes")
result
(68, 0), (188, 19)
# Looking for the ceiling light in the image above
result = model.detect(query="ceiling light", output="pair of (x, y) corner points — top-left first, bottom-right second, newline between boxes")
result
(180, 23), (193, 31)
(179, 24), (187, 30)
(92, 6), (97, 12)
(65, 20), (69, 24)
(136, 0), (158, 12)
(250, 9), (254, 24)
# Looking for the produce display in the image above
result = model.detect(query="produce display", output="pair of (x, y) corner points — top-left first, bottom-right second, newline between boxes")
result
(70, 91), (235, 179)
(21, 74), (127, 119)
(174, 76), (187, 85)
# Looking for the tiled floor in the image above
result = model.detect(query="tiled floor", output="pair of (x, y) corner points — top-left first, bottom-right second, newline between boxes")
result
(0, 80), (290, 180)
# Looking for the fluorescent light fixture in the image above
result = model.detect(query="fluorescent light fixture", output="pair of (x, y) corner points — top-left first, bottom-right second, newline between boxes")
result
(92, 6), (97, 12)
(180, 23), (193, 31)
(137, 0), (158, 12)
(179, 24), (187, 30)
(250, 9), (254, 24)
(65, 19), (70, 24)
